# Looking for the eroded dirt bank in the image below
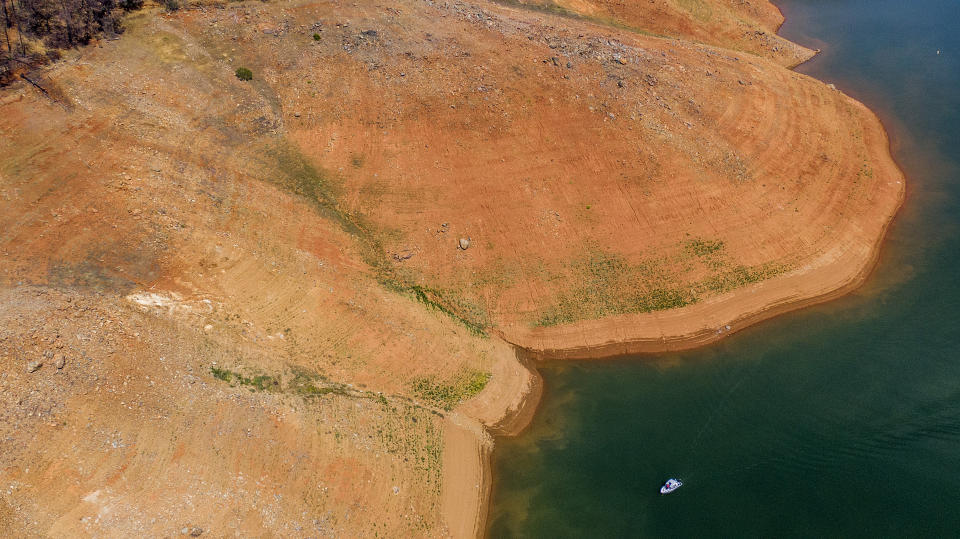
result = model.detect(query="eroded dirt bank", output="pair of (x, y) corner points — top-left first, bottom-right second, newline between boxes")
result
(0, 0), (903, 536)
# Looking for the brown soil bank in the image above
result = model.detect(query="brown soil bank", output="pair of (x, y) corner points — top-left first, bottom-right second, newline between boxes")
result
(0, 0), (902, 536)
(502, 0), (815, 67)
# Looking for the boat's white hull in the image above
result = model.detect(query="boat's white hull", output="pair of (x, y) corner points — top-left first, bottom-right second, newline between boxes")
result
(660, 479), (682, 494)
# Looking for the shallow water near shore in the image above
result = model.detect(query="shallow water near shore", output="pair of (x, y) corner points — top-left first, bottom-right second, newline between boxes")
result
(489, 1), (960, 536)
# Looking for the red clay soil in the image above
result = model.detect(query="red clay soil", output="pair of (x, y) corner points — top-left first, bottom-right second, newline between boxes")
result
(0, 0), (902, 536)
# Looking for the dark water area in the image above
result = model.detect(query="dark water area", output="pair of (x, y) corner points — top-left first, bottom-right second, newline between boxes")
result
(489, 1), (960, 536)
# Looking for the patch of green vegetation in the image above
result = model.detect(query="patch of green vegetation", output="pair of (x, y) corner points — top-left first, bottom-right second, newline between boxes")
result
(235, 67), (253, 81)
(312, 33), (321, 41)
(212, 364), (373, 400)
(696, 263), (787, 295)
(209, 367), (277, 391)
(534, 246), (789, 327)
(684, 237), (725, 257)
(535, 251), (696, 326)
(264, 142), (375, 249)
(245, 374), (275, 391)
(407, 285), (488, 337)
(632, 286), (697, 312)
(211, 366), (232, 382)
(288, 367), (351, 397)
(410, 369), (492, 411)
(537, 285), (696, 326)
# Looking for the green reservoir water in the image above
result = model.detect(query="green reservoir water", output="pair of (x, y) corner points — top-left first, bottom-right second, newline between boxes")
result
(489, 1), (960, 536)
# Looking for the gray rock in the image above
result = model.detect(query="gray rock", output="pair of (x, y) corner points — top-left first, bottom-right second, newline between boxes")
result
(55, 354), (66, 370)
(190, 528), (204, 537)
(27, 360), (42, 373)
(458, 237), (471, 250)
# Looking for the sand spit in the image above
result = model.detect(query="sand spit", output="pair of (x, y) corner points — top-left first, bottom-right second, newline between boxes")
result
(0, 0), (903, 536)
(441, 340), (542, 538)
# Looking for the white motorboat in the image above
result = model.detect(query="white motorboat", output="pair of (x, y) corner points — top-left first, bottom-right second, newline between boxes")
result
(660, 478), (682, 494)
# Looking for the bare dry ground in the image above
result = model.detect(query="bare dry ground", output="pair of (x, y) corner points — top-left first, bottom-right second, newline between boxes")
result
(0, 0), (902, 536)
(503, 0), (814, 66)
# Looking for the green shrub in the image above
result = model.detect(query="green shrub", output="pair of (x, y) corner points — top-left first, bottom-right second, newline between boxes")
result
(235, 67), (253, 81)
(312, 33), (321, 41)
(209, 366), (276, 391)
(410, 370), (491, 411)
(211, 367), (233, 382)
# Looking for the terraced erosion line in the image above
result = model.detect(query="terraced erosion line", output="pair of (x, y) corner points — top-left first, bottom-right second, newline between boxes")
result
(488, 51), (904, 361)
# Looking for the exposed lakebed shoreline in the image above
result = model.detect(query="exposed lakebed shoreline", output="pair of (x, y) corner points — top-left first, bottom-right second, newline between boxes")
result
(0, 0), (908, 535)
(465, 2), (907, 537)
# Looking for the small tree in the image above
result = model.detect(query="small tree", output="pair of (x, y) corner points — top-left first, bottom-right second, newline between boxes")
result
(235, 67), (252, 81)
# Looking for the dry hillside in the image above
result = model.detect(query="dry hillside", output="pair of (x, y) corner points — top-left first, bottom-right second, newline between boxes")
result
(505, 0), (814, 66)
(0, 0), (902, 536)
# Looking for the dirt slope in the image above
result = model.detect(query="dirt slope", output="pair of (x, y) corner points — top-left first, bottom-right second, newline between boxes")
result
(0, 0), (902, 536)
(503, 0), (814, 66)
